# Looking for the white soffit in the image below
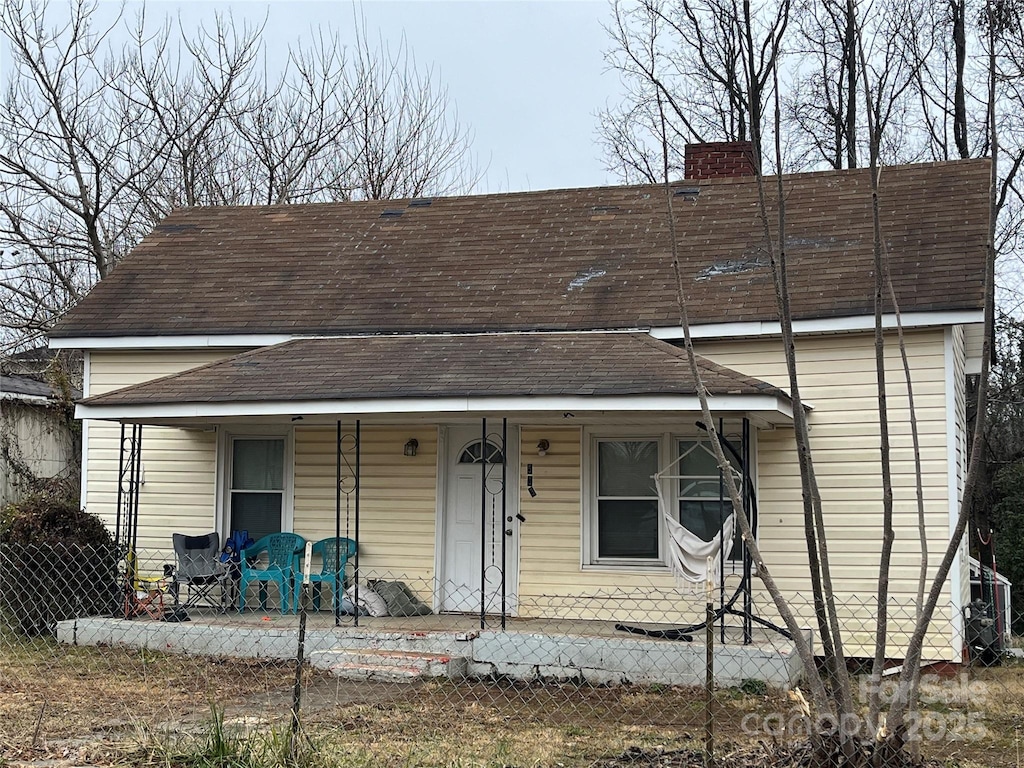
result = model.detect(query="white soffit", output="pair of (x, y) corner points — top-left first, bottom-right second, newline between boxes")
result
(649, 310), (985, 341)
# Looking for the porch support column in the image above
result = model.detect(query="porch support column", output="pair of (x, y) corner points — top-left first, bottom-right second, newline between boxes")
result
(115, 423), (125, 553)
(742, 417), (753, 644)
(719, 417), (726, 645)
(480, 416), (487, 630)
(116, 423), (143, 618)
(354, 419), (361, 627)
(336, 420), (361, 626)
(500, 417), (507, 630)
(131, 424), (142, 562)
(335, 420), (342, 627)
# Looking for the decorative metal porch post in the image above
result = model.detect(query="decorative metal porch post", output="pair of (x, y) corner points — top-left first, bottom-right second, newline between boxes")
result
(335, 419), (361, 626)
(480, 417), (487, 630)
(115, 423), (143, 618)
(500, 417), (507, 630)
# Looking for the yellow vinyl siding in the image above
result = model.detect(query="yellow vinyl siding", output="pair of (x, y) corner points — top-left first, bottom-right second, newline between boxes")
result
(515, 330), (957, 660)
(86, 349), (245, 563)
(698, 329), (954, 659)
(292, 425), (438, 594)
(952, 325), (971, 612)
(518, 426), (705, 626)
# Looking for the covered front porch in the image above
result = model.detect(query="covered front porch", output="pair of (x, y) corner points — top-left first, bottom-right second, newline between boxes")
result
(75, 331), (799, 662)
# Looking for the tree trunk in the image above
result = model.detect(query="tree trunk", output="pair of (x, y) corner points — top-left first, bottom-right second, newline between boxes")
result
(952, 0), (970, 159)
(845, 0), (858, 167)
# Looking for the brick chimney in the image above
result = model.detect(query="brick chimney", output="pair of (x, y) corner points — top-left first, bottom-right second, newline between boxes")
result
(684, 141), (756, 180)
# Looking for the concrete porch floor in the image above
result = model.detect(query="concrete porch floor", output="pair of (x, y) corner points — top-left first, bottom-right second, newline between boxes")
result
(56, 608), (809, 689)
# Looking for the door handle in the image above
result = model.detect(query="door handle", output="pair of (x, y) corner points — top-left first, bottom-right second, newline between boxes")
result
(504, 529), (513, 537)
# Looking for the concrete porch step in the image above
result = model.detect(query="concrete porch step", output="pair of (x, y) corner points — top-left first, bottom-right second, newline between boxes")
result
(310, 648), (468, 682)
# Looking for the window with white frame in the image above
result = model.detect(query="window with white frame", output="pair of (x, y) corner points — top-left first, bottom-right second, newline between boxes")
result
(586, 429), (750, 567)
(595, 439), (661, 561)
(229, 437), (286, 542)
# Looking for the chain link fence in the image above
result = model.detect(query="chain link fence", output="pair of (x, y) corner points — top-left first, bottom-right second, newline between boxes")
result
(2, 543), (1022, 767)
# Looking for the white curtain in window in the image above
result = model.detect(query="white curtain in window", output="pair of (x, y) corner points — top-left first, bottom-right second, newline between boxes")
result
(232, 439), (284, 490)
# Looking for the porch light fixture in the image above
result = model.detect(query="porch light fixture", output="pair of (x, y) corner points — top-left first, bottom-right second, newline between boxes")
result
(404, 438), (419, 457)
(536, 439), (550, 457)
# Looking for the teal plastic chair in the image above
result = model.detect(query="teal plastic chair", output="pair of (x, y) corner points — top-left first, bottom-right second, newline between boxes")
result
(238, 533), (305, 614)
(309, 537), (357, 612)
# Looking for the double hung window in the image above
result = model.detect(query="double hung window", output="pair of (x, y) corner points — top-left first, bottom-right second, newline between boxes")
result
(586, 429), (750, 568)
(229, 437), (286, 542)
(595, 440), (660, 561)
(677, 440), (743, 561)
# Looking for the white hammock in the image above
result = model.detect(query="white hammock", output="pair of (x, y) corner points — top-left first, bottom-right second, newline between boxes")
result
(654, 447), (738, 586)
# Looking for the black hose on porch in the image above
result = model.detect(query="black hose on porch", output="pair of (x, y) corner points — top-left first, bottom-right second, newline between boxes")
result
(614, 418), (791, 644)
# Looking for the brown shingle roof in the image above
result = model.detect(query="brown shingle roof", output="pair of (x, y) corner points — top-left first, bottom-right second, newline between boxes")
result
(52, 160), (990, 338)
(80, 333), (788, 406)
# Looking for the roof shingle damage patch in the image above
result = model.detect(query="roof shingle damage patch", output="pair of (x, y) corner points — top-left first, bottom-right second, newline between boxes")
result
(81, 333), (789, 407)
(696, 254), (770, 281)
(51, 159), (991, 338)
(566, 267), (608, 292)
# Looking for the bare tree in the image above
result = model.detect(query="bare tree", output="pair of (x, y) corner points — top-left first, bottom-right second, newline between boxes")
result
(0, 0), (478, 352)
(786, 0), (858, 168)
(607, 0), (1005, 760)
(599, 0), (789, 181)
(336, 27), (479, 201)
(118, 11), (263, 214)
(787, 0), (923, 169)
(231, 33), (355, 205)
(653, 93), (832, 723)
(0, 0), (159, 341)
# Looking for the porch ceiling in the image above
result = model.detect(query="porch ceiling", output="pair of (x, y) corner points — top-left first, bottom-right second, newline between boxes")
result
(76, 332), (794, 425)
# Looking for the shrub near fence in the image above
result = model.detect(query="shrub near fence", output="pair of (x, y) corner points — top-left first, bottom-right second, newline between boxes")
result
(0, 501), (119, 636)
(0, 543), (119, 636)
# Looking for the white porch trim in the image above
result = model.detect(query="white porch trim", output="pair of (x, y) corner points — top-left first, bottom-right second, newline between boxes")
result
(76, 393), (795, 424)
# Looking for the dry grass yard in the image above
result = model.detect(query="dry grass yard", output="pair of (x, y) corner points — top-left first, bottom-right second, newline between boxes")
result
(2, 636), (1023, 767)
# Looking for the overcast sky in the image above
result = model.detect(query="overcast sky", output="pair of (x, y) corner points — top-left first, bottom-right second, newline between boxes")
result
(93, 0), (622, 194)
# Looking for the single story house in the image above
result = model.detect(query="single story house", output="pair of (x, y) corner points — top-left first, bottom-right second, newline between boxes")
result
(49, 144), (989, 662)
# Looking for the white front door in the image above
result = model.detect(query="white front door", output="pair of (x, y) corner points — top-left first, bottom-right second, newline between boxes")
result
(440, 425), (519, 614)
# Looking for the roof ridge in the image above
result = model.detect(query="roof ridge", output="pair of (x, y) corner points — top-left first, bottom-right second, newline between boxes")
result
(158, 157), (991, 216)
